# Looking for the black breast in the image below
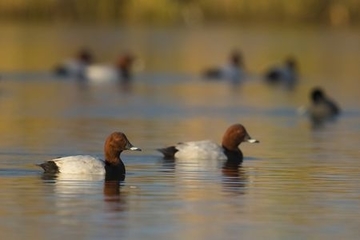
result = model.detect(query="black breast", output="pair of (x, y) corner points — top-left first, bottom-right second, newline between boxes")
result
(105, 163), (125, 181)
(223, 148), (243, 168)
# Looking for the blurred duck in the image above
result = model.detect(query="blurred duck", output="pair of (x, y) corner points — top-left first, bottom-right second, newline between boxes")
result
(203, 50), (246, 85)
(38, 132), (141, 181)
(86, 53), (134, 85)
(54, 50), (135, 85)
(307, 87), (341, 125)
(157, 124), (259, 167)
(54, 48), (94, 80)
(264, 56), (298, 87)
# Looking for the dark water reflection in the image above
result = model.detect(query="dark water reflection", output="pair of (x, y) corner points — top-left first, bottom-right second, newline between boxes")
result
(221, 166), (248, 195)
(0, 23), (360, 239)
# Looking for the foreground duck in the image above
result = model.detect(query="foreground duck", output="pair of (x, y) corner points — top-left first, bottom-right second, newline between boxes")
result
(38, 132), (141, 181)
(157, 124), (259, 166)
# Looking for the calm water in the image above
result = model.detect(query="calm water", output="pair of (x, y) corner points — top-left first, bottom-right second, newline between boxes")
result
(0, 23), (360, 240)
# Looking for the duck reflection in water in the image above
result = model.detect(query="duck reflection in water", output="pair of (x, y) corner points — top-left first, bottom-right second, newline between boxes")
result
(222, 164), (248, 195)
(158, 156), (249, 195)
(103, 180), (128, 212)
(41, 173), (127, 212)
(159, 158), (177, 173)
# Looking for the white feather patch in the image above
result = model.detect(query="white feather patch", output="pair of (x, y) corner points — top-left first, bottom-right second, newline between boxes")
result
(51, 155), (105, 174)
(174, 140), (227, 160)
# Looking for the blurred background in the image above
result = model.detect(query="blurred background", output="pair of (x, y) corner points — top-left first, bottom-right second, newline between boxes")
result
(0, 0), (359, 73)
(0, 0), (359, 140)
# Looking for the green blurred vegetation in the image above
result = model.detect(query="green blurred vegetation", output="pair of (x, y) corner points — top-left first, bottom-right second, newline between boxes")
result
(0, 0), (359, 26)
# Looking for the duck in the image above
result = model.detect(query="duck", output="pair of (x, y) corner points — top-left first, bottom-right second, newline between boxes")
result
(54, 50), (135, 85)
(264, 56), (298, 87)
(202, 50), (246, 85)
(54, 48), (94, 80)
(157, 124), (259, 166)
(307, 87), (341, 125)
(38, 132), (141, 181)
(86, 53), (135, 85)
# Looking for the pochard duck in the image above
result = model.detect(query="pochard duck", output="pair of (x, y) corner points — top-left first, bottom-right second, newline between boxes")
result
(202, 50), (246, 85)
(264, 56), (298, 87)
(54, 48), (94, 80)
(86, 53), (134, 85)
(157, 124), (259, 166)
(307, 87), (341, 125)
(54, 51), (135, 85)
(38, 132), (141, 181)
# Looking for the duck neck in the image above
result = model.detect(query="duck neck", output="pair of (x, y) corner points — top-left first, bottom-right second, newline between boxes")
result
(105, 150), (122, 165)
(105, 156), (125, 173)
(105, 158), (125, 169)
(222, 138), (241, 151)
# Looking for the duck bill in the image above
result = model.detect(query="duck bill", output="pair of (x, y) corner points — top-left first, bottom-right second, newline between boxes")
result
(126, 142), (142, 151)
(129, 146), (142, 151)
(244, 134), (259, 143)
(247, 138), (259, 143)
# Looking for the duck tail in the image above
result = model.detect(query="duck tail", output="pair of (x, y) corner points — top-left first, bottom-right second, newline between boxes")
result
(157, 146), (178, 159)
(36, 161), (59, 174)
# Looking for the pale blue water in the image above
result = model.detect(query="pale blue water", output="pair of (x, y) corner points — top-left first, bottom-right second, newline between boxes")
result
(0, 24), (360, 240)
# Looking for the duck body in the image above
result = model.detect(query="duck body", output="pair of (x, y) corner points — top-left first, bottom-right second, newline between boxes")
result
(39, 155), (105, 174)
(265, 66), (296, 83)
(85, 64), (119, 84)
(54, 48), (94, 80)
(57, 64), (126, 84)
(265, 57), (298, 87)
(54, 59), (88, 79)
(38, 132), (141, 181)
(54, 51), (134, 85)
(166, 140), (228, 160)
(308, 87), (340, 125)
(203, 65), (244, 84)
(203, 50), (245, 85)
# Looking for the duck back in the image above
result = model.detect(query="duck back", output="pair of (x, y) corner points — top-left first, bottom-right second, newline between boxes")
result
(44, 155), (106, 174)
(174, 140), (227, 160)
